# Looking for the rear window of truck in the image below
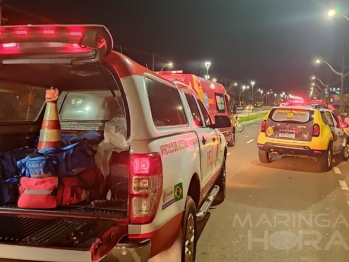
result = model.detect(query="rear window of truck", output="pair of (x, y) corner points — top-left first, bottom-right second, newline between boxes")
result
(60, 90), (125, 121)
(270, 108), (313, 123)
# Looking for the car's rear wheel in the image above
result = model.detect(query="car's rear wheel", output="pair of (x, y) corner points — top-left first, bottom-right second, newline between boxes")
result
(258, 149), (271, 163)
(319, 143), (332, 172)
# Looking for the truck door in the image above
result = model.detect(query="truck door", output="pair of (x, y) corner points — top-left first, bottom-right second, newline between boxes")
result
(184, 93), (215, 195)
(196, 98), (218, 192)
(327, 111), (344, 153)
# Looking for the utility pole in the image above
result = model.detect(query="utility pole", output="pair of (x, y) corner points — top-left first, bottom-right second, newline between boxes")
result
(341, 56), (345, 112)
(152, 53), (154, 71)
(0, 0), (3, 26)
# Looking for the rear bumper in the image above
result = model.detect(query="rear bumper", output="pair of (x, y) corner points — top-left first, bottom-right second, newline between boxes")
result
(257, 142), (326, 157)
(102, 237), (151, 262)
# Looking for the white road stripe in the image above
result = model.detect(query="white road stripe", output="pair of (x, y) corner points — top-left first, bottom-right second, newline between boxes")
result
(338, 180), (349, 191)
(333, 167), (342, 175)
(227, 153), (231, 156)
(253, 125), (258, 126)
(245, 135), (249, 137)
(246, 139), (255, 144)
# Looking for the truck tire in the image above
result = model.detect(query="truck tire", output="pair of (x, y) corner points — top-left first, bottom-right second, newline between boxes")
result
(319, 143), (332, 172)
(227, 131), (235, 147)
(212, 157), (226, 206)
(258, 149), (271, 163)
(181, 196), (197, 262)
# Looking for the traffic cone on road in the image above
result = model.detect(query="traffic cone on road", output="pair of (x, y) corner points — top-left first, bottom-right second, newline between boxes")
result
(37, 87), (63, 150)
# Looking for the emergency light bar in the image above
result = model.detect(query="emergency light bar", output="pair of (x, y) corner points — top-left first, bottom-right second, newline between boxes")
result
(0, 24), (113, 64)
(158, 70), (183, 75)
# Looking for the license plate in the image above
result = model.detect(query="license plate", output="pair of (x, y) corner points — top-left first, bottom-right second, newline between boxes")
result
(279, 132), (295, 139)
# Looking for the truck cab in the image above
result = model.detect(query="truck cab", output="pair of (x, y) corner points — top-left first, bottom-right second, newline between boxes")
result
(159, 71), (236, 147)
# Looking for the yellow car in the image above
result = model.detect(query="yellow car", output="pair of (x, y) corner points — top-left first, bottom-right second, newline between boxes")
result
(257, 105), (349, 171)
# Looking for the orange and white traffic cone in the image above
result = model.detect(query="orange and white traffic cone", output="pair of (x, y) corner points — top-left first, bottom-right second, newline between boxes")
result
(37, 87), (63, 150)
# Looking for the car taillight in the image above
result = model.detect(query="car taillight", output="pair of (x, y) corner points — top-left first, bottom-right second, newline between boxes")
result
(129, 153), (163, 224)
(313, 124), (320, 137)
(261, 120), (266, 132)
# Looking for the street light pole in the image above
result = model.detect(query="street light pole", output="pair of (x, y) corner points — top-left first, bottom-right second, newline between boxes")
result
(204, 61), (211, 80)
(251, 81), (255, 106)
(312, 75), (340, 104)
(160, 62), (173, 71)
(316, 58), (349, 112)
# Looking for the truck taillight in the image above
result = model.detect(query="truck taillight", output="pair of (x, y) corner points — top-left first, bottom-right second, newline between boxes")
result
(313, 124), (320, 137)
(129, 153), (163, 224)
(261, 120), (266, 132)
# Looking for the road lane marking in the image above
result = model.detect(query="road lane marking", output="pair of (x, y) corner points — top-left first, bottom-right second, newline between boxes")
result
(333, 167), (341, 175)
(227, 153), (231, 156)
(246, 139), (255, 144)
(253, 125), (258, 126)
(338, 180), (349, 191)
(245, 135), (249, 137)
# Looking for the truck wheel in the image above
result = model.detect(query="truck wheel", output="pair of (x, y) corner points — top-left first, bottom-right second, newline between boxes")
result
(258, 149), (271, 163)
(181, 196), (197, 262)
(227, 132), (235, 147)
(212, 157), (226, 206)
(319, 143), (332, 172)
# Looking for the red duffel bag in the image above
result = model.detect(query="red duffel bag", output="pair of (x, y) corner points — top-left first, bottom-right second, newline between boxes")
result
(57, 167), (106, 206)
(18, 176), (59, 209)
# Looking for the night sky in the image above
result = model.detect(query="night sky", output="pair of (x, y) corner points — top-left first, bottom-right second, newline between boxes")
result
(9, 0), (349, 95)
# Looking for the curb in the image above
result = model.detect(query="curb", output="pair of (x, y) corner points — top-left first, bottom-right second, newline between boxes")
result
(237, 110), (269, 118)
(240, 117), (264, 125)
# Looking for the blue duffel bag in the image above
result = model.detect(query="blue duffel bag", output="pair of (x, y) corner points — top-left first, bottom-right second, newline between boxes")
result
(0, 147), (35, 180)
(17, 142), (96, 178)
(0, 177), (20, 204)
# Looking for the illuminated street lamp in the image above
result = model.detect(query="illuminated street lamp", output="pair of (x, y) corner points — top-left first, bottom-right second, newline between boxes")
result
(251, 81), (256, 105)
(204, 61), (211, 80)
(315, 58), (349, 112)
(327, 9), (349, 22)
(311, 75), (339, 104)
(160, 62), (173, 71)
(242, 85), (249, 105)
(212, 78), (217, 82)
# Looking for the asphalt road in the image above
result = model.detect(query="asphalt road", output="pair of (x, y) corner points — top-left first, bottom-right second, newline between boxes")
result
(196, 121), (349, 262)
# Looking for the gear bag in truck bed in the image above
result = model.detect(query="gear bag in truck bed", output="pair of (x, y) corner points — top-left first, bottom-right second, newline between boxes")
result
(17, 142), (96, 178)
(18, 167), (105, 209)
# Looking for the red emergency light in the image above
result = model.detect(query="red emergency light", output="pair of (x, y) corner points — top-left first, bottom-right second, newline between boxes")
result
(0, 26), (90, 54)
(158, 70), (183, 75)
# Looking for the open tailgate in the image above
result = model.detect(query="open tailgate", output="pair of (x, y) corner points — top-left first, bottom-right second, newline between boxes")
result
(0, 24), (113, 65)
(0, 214), (126, 262)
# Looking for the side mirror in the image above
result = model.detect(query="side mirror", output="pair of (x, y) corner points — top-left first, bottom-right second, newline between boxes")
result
(210, 115), (232, 129)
